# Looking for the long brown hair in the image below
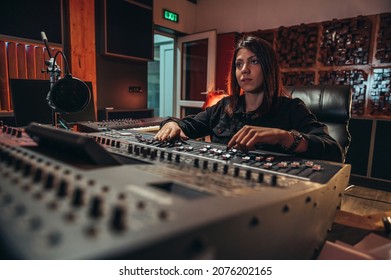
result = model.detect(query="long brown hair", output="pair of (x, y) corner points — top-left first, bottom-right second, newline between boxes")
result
(226, 35), (285, 116)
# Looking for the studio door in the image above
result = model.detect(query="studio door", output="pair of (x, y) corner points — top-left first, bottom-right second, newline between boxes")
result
(175, 30), (216, 118)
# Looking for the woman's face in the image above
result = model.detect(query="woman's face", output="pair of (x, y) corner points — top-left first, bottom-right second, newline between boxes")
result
(235, 48), (264, 94)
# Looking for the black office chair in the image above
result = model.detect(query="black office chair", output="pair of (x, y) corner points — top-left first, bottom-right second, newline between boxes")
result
(285, 85), (352, 163)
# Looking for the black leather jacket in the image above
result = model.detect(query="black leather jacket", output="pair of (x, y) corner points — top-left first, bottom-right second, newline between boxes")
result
(163, 95), (343, 162)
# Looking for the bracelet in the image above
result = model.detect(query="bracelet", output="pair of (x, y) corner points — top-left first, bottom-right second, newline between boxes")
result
(283, 130), (303, 152)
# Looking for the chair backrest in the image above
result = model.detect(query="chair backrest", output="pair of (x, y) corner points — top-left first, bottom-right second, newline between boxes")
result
(285, 85), (352, 162)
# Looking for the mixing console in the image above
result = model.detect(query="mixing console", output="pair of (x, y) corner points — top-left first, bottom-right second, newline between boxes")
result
(0, 123), (351, 259)
(75, 117), (167, 132)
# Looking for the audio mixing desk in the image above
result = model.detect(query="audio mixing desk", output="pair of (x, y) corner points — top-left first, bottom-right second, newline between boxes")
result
(0, 123), (351, 259)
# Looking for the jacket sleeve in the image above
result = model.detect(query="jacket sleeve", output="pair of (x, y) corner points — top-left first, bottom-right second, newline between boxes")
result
(160, 100), (225, 139)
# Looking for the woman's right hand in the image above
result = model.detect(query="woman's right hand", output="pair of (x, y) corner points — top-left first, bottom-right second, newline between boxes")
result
(154, 122), (189, 141)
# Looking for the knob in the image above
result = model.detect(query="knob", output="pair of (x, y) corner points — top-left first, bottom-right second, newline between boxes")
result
(71, 187), (85, 207)
(33, 168), (43, 182)
(212, 162), (218, 172)
(23, 163), (32, 177)
(258, 173), (264, 183)
(89, 195), (104, 218)
(193, 158), (199, 168)
(44, 173), (55, 190)
(271, 175), (277, 186)
(57, 179), (69, 198)
(127, 144), (133, 154)
(246, 170), (252, 180)
(110, 205), (127, 231)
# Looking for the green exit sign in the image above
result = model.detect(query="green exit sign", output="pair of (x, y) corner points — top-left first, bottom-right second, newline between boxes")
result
(163, 9), (179, 23)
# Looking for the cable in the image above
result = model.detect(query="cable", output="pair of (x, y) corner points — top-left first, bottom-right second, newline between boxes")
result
(52, 50), (70, 75)
(343, 192), (391, 206)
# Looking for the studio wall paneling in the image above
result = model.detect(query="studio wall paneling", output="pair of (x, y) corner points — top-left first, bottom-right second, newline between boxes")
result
(0, 38), (62, 111)
(375, 13), (391, 64)
(246, 13), (391, 119)
(276, 24), (318, 68)
(0, 40), (10, 111)
(319, 16), (371, 66)
(282, 71), (315, 86)
(319, 69), (368, 115)
(368, 67), (391, 116)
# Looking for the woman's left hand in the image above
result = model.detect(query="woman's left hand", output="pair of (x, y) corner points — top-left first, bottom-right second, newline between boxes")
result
(227, 125), (291, 152)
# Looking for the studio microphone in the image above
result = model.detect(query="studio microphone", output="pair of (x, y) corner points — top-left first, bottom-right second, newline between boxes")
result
(41, 31), (52, 58)
(41, 31), (48, 42)
(47, 73), (91, 114)
(40, 31), (91, 116)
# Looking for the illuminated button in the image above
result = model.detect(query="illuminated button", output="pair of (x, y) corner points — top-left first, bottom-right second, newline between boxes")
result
(312, 164), (322, 171)
(305, 161), (314, 167)
(242, 156), (251, 162)
(277, 161), (288, 168)
(221, 154), (231, 160)
(215, 149), (223, 156)
(290, 161), (301, 168)
(255, 156), (264, 161)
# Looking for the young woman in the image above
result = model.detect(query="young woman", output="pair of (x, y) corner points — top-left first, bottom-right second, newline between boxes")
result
(155, 35), (343, 162)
